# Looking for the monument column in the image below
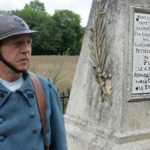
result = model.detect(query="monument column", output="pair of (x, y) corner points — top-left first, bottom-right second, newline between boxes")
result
(65, 0), (150, 149)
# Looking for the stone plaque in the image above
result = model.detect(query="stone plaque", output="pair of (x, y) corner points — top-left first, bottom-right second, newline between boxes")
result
(132, 11), (150, 94)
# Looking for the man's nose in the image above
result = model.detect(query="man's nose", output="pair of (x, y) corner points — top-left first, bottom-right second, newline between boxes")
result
(21, 42), (31, 52)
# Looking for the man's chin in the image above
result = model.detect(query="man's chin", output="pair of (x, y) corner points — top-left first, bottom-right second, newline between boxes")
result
(14, 69), (26, 74)
(18, 65), (29, 71)
(15, 67), (28, 73)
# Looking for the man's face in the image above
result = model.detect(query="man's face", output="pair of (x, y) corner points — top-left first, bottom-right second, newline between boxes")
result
(0, 34), (32, 72)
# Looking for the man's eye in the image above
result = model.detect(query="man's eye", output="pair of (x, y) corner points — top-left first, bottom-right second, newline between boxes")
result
(14, 41), (22, 46)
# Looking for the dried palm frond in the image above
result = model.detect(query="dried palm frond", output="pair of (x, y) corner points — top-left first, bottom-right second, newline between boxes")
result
(90, 0), (111, 102)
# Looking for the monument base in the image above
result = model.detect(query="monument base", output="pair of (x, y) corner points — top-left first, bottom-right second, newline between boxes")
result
(65, 115), (150, 150)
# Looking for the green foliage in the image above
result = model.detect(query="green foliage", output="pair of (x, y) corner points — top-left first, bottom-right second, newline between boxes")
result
(0, 10), (6, 14)
(1, 0), (85, 55)
(52, 10), (84, 55)
(24, 0), (45, 13)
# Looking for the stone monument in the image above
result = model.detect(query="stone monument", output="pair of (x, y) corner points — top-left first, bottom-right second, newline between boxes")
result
(65, 0), (150, 149)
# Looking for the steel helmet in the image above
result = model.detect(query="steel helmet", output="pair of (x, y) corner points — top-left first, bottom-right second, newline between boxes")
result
(0, 13), (38, 41)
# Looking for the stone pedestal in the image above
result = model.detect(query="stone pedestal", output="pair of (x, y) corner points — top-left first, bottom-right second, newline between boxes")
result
(65, 0), (150, 149)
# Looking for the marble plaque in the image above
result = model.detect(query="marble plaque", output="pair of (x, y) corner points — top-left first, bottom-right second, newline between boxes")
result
(132, 12), (150, 94)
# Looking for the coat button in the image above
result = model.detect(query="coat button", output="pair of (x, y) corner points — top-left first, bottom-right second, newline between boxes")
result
(27, 93), (34, 98)
(0, 118), (4, 124)
(32, 129), (38, 134)
(0, 136), (5, 142)
(30, 112), (35, 118)
(0, 93), (5, 98)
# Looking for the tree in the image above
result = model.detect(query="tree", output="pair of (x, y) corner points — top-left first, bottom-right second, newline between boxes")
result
(0, 10), (6, 14)
(24, 0), (45, 13)
(52, 10), (85, 55)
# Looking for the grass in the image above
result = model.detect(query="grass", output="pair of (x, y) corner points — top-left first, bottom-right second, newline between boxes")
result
(29, 55), (79, 92)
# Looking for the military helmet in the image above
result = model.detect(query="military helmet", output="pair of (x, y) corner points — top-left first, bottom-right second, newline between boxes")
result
(0, 13), (38, 41)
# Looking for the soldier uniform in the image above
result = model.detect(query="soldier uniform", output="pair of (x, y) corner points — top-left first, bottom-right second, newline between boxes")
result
(0, 13), (67, 150)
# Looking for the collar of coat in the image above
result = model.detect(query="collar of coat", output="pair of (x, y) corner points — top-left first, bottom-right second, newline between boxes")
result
(0, 71), (36, 106)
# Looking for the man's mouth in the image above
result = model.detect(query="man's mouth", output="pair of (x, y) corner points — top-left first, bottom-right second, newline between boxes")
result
(18, 58), (29, 64)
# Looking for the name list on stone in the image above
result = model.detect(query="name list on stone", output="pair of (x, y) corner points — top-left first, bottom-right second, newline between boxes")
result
(132, 12), (150, 94)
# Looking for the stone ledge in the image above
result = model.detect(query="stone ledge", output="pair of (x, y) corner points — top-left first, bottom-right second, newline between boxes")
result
(65, 115), (150, 144)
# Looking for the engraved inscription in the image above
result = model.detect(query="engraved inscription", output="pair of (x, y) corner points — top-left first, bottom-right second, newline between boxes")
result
(132, 12), (150, 94)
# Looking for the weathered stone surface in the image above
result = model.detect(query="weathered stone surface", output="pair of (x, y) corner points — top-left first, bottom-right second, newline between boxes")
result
(65, 0), (150, 149)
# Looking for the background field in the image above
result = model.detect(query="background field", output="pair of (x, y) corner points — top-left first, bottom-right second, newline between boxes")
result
(29, 55), (79, 92)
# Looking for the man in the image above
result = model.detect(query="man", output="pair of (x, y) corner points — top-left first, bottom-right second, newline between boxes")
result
(0, 13), (67, 150)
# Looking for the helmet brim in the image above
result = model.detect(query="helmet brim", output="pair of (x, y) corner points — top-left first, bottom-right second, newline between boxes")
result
(0, 29), (38, 41)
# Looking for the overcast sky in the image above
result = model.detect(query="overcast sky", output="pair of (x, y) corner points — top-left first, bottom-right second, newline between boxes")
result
(0, 0), (93, 26)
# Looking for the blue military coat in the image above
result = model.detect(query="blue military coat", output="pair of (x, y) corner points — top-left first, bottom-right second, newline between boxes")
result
(0, 71), (67, 150)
